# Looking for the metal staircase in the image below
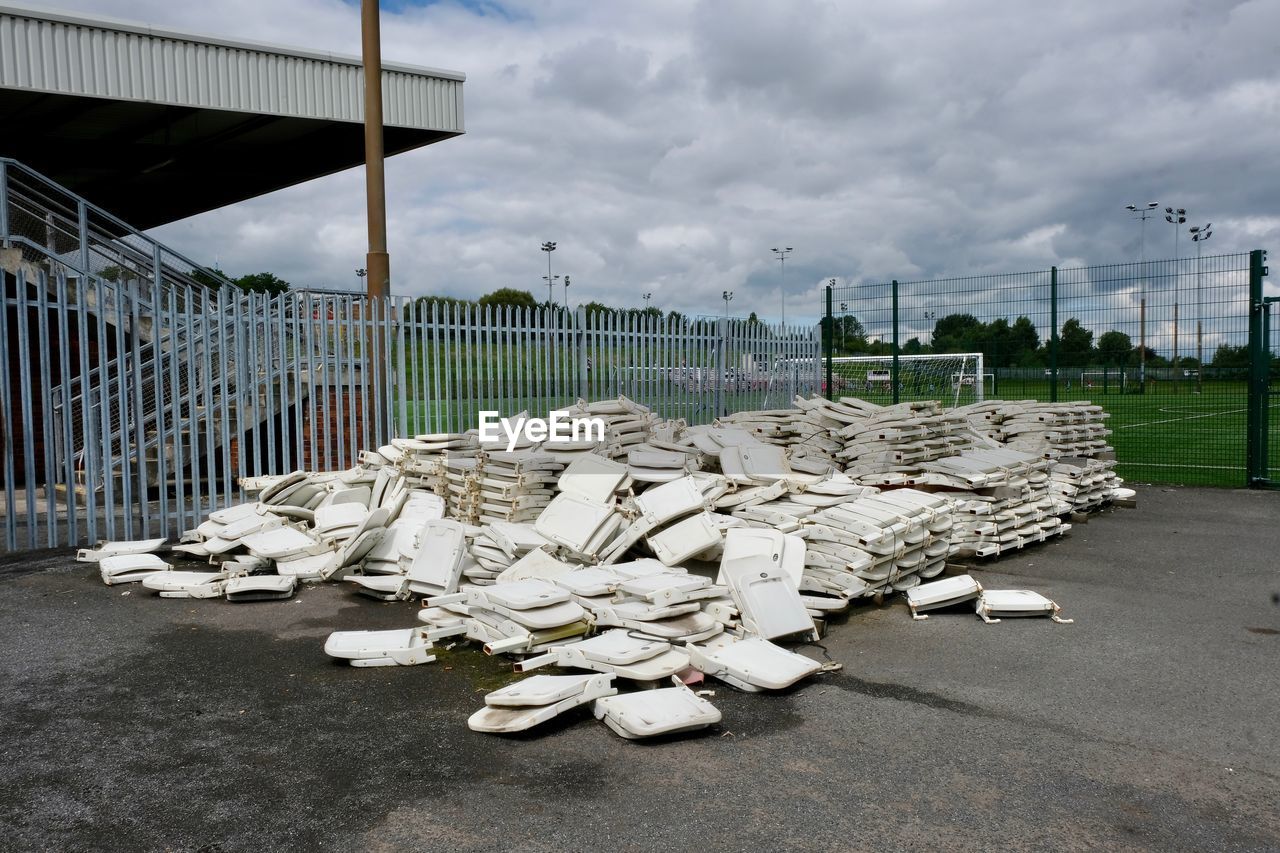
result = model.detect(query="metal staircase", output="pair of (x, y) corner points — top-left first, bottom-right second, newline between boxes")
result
(1, 158), (288, 495)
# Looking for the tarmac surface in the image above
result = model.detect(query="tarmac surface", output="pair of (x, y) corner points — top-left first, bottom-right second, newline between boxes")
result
(0, 486), (1278, 852)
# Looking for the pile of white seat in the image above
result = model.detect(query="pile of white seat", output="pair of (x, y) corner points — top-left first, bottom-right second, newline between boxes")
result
(801, 488), (954, 599)
(83, 392), (1132, 740)
(1050, 456), (1124, 512)
(912, 447), (1072, 558)
(956, 400), (1113, 459)
(558, 395), (659, 459)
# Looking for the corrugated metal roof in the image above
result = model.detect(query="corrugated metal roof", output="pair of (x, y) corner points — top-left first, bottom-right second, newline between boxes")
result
(0, 3), (464, 132)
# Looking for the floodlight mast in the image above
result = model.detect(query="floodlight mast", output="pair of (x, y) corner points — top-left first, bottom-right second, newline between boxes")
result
(1125, 201), (1158, 393)
(541, 241), (557, 306)
(1165, 206), (1188, 386)
(772, 247), (793, 326)
(1190, 223), (1213, 394)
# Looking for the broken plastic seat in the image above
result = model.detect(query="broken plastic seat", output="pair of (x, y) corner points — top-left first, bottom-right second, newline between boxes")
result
(496, 547), (572, 583)
(615, 572), (722, 607)
(99, 553), (171, 585)
(592, 607), (724, 643)
(141, 570), (228, 599)
(242, 527), (331, 560)
(468, 673), (618, 733)
(975, 589), (1072, 624)
(552, 567), (622, 599)
(686, 634), (822, 692)
(324, 627), (436, 667)
(592, 681), (721, 740)
(77, 537), (167, 563)
(534, 493), (621, 556)
(646, 511), (721, 566)
(720, 551), (816, 641)
(906, 575), (983, 619)
(225, 574), (296, 602)
(516, 629), (691, 683)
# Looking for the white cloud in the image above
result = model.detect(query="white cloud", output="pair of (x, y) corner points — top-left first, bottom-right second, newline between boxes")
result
(26, 0), (1280, 325)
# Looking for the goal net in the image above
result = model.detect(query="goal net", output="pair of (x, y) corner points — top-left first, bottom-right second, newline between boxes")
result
(829, 353), (985, 406)
(1080, 369), (1125, 393)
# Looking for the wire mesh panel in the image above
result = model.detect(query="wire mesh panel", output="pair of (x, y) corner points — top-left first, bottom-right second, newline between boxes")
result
(827, 252), (1261, 486)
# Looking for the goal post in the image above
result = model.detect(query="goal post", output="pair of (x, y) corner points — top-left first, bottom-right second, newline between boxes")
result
(1080, 368), (1126, 394)
(828, 353), (985, 406)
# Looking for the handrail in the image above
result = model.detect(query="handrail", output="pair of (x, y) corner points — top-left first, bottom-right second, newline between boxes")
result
(1, 157), (231, 290)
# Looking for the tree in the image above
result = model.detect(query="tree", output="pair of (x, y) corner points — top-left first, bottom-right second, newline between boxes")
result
(1058, 318), (1094, 366)
(1211, 344), (1249, 369)
(234, 272), (290, 294)
(1097, 330), (1133, 366)
(478, 288), (538, 310)
(1008, 316), (1040, 364)
(931, 314), (984, 353)
(188, 267), (230, 289)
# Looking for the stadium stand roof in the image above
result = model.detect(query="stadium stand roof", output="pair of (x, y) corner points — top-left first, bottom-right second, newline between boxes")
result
(0, 3), (465, 228)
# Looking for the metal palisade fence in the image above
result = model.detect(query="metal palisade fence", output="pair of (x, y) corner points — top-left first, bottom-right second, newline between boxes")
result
(824, 250), (1278, 488)
(0, 270), (820, 551)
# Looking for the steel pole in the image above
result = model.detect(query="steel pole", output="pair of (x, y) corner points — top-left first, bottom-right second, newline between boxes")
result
(361, 0), (389, 300)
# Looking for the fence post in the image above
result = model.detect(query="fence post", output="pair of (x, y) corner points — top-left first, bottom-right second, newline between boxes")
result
(824, 283), (833, 399)
(891, 279), (900, 404)
(1246, 248), (1269, 486)
(1050, 265), (1058, 402)
(575, 308), (587, 399)
(715, 317), (726, 418)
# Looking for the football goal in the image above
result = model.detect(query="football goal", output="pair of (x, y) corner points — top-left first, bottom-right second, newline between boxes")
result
(1080, 369), (1126, 393)
(829, 353), (985, 406)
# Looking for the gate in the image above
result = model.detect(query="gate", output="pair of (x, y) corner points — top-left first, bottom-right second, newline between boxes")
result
(1247, 249), (1277, 488)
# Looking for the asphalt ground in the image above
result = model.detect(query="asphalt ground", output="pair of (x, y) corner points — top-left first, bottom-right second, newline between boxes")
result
(0, 486), (1277, 852)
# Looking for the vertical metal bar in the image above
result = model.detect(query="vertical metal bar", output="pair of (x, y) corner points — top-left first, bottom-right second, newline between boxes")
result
(113, 281), (133, 540)
(167, 285), (184, 534)
(313, 294), (327, 466)
(288, 294), (301, 472)
(97, 279), (116, 540)
(16, 273), (38, 547)
(825, 283), (834, 399)
(0, 271), (18, 549)
(35, 270), (57, 545)
(53, 275), (76, 540)
(150, 281), (169, 538)
(395, 296), (407, 438)
(202, 288), (219, 515)
(891, 279), (900, 405)
(482, 303), (492, 418)
(442, 302), (454, 433)
(129, 281), (148, 538)
(1246, 249), (1268, 486)
(363, 296), (375, 451)
(305, 293), (318, 470)
(1050, 266), (1059, 403)
(429, 301), (441, 434)
(231, 289), (246, 502)
(76, 277), (98, 545)
(338, 298), (351, 467)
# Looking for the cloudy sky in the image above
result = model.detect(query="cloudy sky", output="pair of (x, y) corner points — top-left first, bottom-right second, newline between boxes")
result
(34, 0), (1280, 324)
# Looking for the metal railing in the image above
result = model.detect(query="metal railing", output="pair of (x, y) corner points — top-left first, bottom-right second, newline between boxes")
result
(824, 250), (1276, 487)
(0, 275), (821, 551)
